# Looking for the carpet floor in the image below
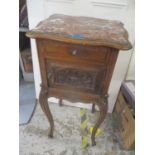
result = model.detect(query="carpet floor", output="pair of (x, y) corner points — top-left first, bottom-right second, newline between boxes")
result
(19, 102), (135, 155)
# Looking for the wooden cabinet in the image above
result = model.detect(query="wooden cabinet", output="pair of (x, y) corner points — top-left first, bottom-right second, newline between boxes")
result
(26, 14), (132, 146)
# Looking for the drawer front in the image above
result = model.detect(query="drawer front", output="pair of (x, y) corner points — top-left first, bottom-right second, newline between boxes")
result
(45, 59), (106, 95)
(42, 39), (108, 64)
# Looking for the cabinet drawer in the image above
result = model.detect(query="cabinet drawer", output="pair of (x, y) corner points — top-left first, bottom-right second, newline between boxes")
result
(42, 39), (108, 63)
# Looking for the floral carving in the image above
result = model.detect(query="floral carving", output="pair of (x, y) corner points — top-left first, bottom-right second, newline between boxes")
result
(46, 60), (106, 94)
(48, 67), (97, 89)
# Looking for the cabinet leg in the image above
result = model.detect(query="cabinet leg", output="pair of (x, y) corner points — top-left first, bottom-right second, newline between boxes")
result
(39, 84), (54, 137)
(92, 104), (96, 113)
(91, 95), (108, 146)
(59, 98), (63, 106)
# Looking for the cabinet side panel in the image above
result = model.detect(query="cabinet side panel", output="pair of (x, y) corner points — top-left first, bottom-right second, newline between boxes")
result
(103, 48), (119, 95)
(36, 39), (48, 87)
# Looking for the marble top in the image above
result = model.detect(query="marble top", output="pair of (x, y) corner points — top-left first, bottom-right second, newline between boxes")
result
(27, 14), (132, 50)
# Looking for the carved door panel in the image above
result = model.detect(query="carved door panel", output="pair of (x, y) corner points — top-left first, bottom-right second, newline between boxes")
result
(45, 59), (106, 95)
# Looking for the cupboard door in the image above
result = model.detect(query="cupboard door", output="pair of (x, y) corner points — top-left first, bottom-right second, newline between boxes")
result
(45, 59), (106, 95)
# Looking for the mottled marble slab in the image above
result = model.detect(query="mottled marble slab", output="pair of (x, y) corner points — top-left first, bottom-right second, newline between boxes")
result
(27, 14), (132, 50)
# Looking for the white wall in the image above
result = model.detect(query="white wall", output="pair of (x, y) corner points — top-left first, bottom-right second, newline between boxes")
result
(126, 50), (135, 80)
(27, 0), (135, 113)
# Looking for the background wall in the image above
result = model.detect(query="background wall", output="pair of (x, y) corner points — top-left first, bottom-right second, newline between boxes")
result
(27, 0), (135, 113)
(126, 50), (135, 80)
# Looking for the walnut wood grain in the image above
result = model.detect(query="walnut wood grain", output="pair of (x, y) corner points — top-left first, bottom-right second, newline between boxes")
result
(42, 39), (108, 63)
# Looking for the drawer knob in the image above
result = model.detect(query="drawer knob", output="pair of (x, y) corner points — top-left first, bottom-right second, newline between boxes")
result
(71, 50), (77, 55)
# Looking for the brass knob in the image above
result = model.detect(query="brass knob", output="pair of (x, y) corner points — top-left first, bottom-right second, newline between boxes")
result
(72, 50), (77, 55)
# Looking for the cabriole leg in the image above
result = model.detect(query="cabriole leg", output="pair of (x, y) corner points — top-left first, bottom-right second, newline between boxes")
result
(91, 95), (108, 146)
(39, 84), (54, 137)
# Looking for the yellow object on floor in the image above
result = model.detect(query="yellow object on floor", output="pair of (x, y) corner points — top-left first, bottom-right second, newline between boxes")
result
(80, 108), (87, 117)
(89, 126), (102, 136)
(80, 108), (89, 149)
(82, 136), (89, 148)
(80, 108), (103, 148)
